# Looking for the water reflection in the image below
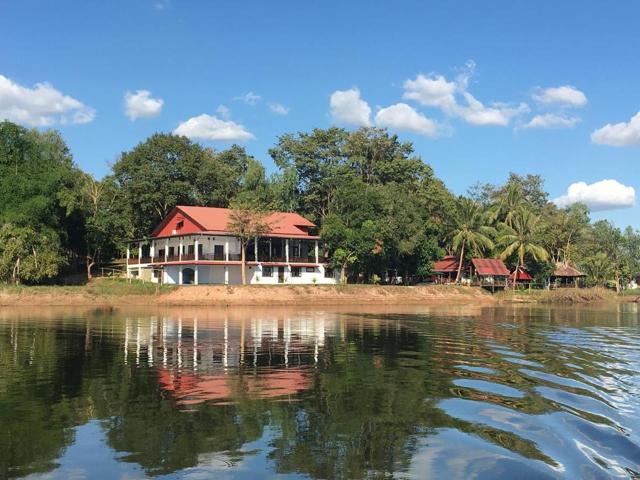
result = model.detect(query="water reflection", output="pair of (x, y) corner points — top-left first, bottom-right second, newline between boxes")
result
(1, 304), (639, 479)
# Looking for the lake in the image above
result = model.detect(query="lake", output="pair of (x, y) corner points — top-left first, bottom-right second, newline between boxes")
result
(1, 304), (639, 479)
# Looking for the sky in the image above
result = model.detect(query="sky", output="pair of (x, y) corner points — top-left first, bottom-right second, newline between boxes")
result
(1, 0), (639, 227)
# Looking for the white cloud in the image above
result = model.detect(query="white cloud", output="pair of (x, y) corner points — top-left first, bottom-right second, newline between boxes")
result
(553, 179), (635, 211)
(268, 102), (290, 115)
(0, 74), (95, 126)
(402, 62), (528, 126)
(374, 103), (440, 137)
(591, 111), (640, 147)
(124, 90), (163, 120)
(329, 88), (371, 127)
(522, 113), (581, 129)
(174, 114), (254, 141)
(215, 104), (230, 119)
(532, 86), (587, 107)
(234, 91), (261, 106)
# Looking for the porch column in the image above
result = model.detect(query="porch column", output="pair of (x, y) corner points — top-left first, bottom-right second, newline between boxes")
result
(150, 241), (155, 261)
(254, 237), (259, 262)
(179, 268), (183, 285)
(194, 265), (199, 285)
(194, 238), (199, 261)
(126, 245), (130, 278)
(315, 240), (319, 264)
(285, 239), (289, 263)
(225, 239), (229, 261)
(224, 266), (229, 285)
(165, 239), (169, 262)
(179, 237), (183, 261)
(138, 242), (142, 277)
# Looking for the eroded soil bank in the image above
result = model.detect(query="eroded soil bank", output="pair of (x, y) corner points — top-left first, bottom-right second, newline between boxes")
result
(0, 284), (496, 307)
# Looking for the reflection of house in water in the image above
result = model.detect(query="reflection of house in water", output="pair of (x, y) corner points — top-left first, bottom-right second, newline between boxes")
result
(121, 313), (335, 405)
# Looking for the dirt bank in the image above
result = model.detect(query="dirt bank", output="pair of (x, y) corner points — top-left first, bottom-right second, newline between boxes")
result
(0, 283), (496, 307)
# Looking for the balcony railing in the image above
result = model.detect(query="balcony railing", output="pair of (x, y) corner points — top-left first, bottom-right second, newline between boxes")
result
(289, 255), (316, 264)
(201, 253), (226, 261)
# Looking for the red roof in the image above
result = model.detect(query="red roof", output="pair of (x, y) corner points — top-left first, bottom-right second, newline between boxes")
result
(510, 266), (533, 282)
(471, 258), (510, 276)
(433, 255), (459, 273)
(152, 206), (318, 239)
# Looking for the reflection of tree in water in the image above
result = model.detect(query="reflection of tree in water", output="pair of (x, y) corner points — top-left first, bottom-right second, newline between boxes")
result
(2, 308), (634, 478)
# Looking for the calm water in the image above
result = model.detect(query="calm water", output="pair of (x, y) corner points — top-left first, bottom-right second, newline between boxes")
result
(1, 304), (640, 479)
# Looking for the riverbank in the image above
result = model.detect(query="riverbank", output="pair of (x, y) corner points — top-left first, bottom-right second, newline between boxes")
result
(1, 280), (631, 307)
(496, 287), (621, 304)
(0, 279), (496, 307)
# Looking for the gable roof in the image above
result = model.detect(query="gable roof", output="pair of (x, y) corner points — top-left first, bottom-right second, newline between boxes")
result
(471, 258), (510, 276)
(152, 206), (318, 238)
(552, 262), (585, 277)
(510, 266), (533, 282)
(433, 255), (459, 273)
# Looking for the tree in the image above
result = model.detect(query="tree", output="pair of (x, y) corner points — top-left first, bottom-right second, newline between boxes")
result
(78, 174), (126, 278)
(227, 202), (271, 285)
(497, 209), (549, 289)
(113, 134), (255, 236)
(446, 198), (495, 283)
(489, 182), (525, 227)
(0, 224), (64, 284)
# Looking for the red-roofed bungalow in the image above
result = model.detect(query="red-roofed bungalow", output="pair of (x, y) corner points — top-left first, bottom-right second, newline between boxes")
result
(126, 206), (337, 285)
(432, 255), (460, 284)
(470, 258), (510, 290)
(510, 266), (534, 286)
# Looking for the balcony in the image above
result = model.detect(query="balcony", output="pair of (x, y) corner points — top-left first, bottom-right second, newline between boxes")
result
(201, 252), (226, 261)
(289, 255), (316, 264)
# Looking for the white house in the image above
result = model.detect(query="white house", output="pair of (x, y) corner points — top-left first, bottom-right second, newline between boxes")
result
(125, 205), (338, 285)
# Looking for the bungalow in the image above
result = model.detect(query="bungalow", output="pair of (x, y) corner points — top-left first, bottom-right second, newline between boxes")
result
(549, 262), (585, 288)
(510, 266), (534, 286)
(432, 255), (460, 284)
(125, 206), (338, 285)
(470, 258), (510, 289)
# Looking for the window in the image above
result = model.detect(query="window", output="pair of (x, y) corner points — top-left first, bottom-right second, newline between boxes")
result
(263, 266), (273, 277)
(187, 244), (195, 255)
(214, 245), (224, 260)
(176, 219), (184, 230)
(324, 268), (334, 278)
(158, 249), (165, 258)
(291, 266), (301, 277)
(305, 267), (315, 273)
(168, 246), (175, 257)
(153, 269), (161, 279)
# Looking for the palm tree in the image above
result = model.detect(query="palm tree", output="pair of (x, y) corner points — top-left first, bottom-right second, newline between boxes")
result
(448, 198), (495, 283)
(498, 209), (549, 288)
(489, 182), (525, 227)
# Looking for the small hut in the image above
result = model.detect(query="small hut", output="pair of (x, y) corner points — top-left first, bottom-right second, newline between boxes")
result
(510, 266), (534, 287)
(471, 258), (510, 290)
(550, 262), (585, 288)
(432, 255), (460, 284)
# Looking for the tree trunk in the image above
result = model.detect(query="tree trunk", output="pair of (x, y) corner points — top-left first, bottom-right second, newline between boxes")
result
(87, 255), (94, 279)
(513, 256), (520, 292)
(241, 243), (246, 285)
(340, 263), (347, 285)
(455, 243), (465, 284)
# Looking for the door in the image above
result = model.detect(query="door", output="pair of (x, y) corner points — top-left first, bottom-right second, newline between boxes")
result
(277, 266), (285, 284)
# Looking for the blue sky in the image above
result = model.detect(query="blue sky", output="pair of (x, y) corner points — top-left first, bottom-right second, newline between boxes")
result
(2, 0), (639, 226)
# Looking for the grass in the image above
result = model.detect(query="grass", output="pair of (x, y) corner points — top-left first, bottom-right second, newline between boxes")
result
(0, 278), (176, 296)
(496, 287), (616, 303)
(619, 288), (640, 297)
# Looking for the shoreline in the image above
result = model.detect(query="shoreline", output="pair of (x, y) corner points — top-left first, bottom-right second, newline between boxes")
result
(0, 283), (496, 307)
(0, 281), (629, 307)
